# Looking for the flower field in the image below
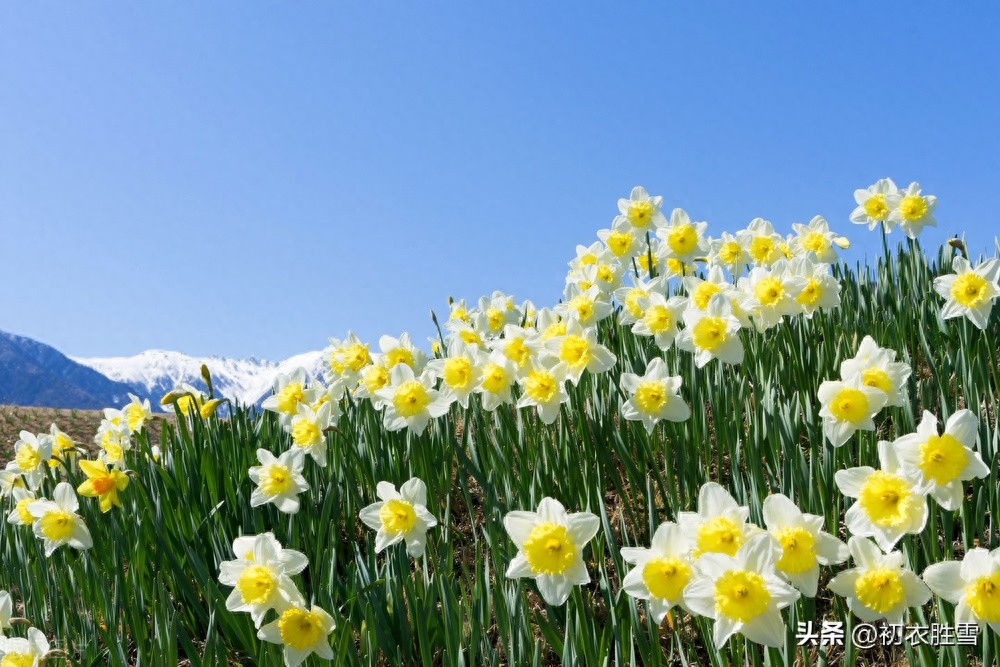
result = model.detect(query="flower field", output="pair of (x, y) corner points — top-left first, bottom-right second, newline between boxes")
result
(2, 182), (999, 666)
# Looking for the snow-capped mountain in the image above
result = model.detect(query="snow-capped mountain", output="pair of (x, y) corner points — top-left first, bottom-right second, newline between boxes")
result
(71, 349), (326, 409)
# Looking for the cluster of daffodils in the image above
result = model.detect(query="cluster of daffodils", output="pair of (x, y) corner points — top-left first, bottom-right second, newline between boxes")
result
(851, 178), (938, 239)
(1, 394), (158, 558)
(502, 485), (847, 649)
(217, 533), (335, 667)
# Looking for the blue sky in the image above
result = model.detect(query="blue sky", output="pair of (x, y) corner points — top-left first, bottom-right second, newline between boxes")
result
(2, 4), (998, 360)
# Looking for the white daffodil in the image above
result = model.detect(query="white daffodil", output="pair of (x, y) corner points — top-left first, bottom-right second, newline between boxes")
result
(516, 357), (571, 425)
(828, 536), (931, 624)
(840, 336), (912, 408)
(248, 448), (310, 514)
(739, 218), (785, 268)
(761, 494), (848, 597)
(631, 293), (687, 351)
(288, 402), (334, 467)
(261, 369), (320, 426)
(0, 462), (25, 499)
(816, 375), (888, 447)
(656, 208), (709, 264)
(218, 532), (308, 628)
(491, 324), (540, 375)
(894, 410), (989, 511)
(504, 497), (600, 606)
(619, 357), (690, 434)
(851, 178), (899, 231)
(258, 604), (336, 667)
(597, 216), (642, 260)
(27, 482), (93, 557)
(683, 533), (800, 648)
(48, 424), (79, 468)
(7, 488), (36, 527)
(788, 257), (841, 318)
(836, 441), (928, 551)
(544, 317), (616, 385)
(0, 627), (50, 666)
(740, 262), (807, 331)
(923, 547), (1000, 635)
(12, 431), (52, 491)
(620, 522), (695, 623)
(617, 185), (667, 233)
(426, 340), (483, 409)
(933, 256), (1000, 330)
(675, 293), (744, 368)
(379, 332), (429, 373)
(677, 482), (753, 558)
(791, 215), (842, 264)
(95, 418), (131, 469)
(359, 478), (438, 558)
(353, 359), (392, 409)
(474, 350), (517, 411)
(324, 331), (373, 388)
(613, 276), (668, 326)
(887, 181), (937, 239)
(708, 231), (751, 277)
(557, 284), (613, 327)
(375, 364), (451, 434)
(477, 291), (523, 338)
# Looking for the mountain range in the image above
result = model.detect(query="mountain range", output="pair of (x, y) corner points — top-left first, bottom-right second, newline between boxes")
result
(0, 329), (325, 411)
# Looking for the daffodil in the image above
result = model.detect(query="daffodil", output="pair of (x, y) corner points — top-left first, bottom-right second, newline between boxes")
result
(378, 332), (428, 373)
(656, 208), (709, 264)
(95, 419), (131, 468)
(76, 459), (130, 513)
(836, 441), (928, 551)
(504, 497), (599, 606)
(828, 536), (931, 624)
(48, 423), (79, 468)
(7, 488), (36, 526)
(923, 547), (1000, 635)
(630, 293), (687, 351)
(0, 462), (25, 499)
(683, 533), (800, 648)
(123, 394), (153, 433)
(597, 216), (642, 259)
(261, 369), (320, 426)
(323, 331), (372, 389)
(27, 482), (93, 557)
(544, 317), (617, 385)
(0, 627), (50, 666)
(816, 375), (888, 447)
(790, 215), (842, 264)
(740, 262), (807, 331)
(257, 604), (336, 667)
(887, 181), (937, 239)
(218, 532), (308, 628)
(761, 494), (848, 597)
(288, 402), (334, 467)
(375, 365), (451, 433)
(0, 589), (11, 634)
(426, 340), (484, 409)
(851, 178), (899, 231)
(160, 382), (208, 418)
(708, 231), (750, 276)
(619, 357), (690, 434)
(787, 256), (841, 318)
(515, 357), (571, 425)
(12, 431), (52, 491)
(613, 276), (668, 326)
(556, 284), (613, 327)
(894, 410), (989, 511)
(677, 482), (754, 558)
(933, 256), (1000, 330)
(675, 294), (745, 368)
(739, 218), (784, 268)
(617, 186), (667, 233)
(359, 478), (438, 557)
(839, 336), (912, 408)
(620, 522), (695, 623)
(474, 350), (517, 411)
(353, 359), (392, 409)
(249, 448), (310, 514)
(492, 324), (540, 374)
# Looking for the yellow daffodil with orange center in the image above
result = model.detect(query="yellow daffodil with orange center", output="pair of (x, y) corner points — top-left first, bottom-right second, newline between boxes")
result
(77, 459), (129, 512)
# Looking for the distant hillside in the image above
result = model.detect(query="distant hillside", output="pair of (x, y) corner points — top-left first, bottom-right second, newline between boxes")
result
(0, 331), (136, 409)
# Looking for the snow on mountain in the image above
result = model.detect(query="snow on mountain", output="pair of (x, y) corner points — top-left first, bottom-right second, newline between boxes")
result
(71, 349), (326, 409)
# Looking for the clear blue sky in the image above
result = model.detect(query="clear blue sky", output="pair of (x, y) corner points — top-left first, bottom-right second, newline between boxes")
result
(2, 4), (998, 360)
